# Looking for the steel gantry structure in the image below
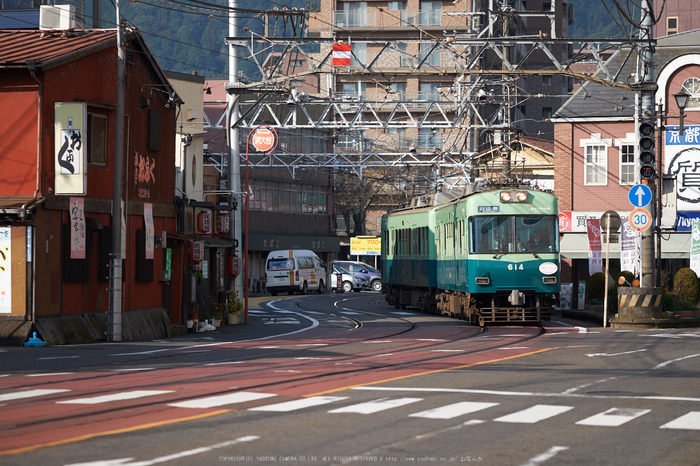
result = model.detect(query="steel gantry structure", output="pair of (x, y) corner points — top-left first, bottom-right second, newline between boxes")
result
(209, 4), (655, 182)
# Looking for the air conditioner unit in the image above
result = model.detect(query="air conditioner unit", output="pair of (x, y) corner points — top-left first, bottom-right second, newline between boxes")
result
(40, 5), (76, 31)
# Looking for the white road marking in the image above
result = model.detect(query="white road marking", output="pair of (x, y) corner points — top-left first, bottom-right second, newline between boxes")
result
(586, 349), (648, 357)
(660, 411), (700, 430)
(339, 311), (362, 315)
(65, 436), (260, 466)
(494, 405), (574, 423)
(576, 408), (650, 426)
(57, 390), (175, 405)
(409, 401), (499, 419)
(37, 356), (80, 360)
(352, 386), (700, 402)
(26, 372), (75, 377)
(431, 349), (464, 352)
(363, 341), (394, 344)
(391, 312), (415, 315)
(498, 347), (530, 350)
(250, 396), (348, 412)
(168, 391), (276, 409)
(0, 389), (70, 402)
(295, 344), (328, 347)
(328, 397), (423, 414)
(519, 446), (569, 466)
(109, 368), (155, 372)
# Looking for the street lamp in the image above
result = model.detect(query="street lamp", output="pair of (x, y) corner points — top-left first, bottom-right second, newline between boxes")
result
(673, 91), (690, 135)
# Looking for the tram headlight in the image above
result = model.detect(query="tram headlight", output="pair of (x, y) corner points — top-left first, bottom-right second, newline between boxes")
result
(500, 191), (528, 203)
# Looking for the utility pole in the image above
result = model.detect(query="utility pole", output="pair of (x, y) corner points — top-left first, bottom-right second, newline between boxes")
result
(639, 0), (656, 287)
(109, 0), (125, 342)
(228, 0), (243, 304)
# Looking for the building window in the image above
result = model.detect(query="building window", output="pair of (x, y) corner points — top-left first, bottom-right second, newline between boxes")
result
(680, 77), (700, 110)
(350, 42), (367, 67)
(387, 127), (407, 149)
(619, 144), (635, 185)
(418, 127), (440, 150)
(290, 60), (303, 67)
(342, 1), (367, 26)
(419, 0), (441, 26)
(419, 42), (440, 67)
(420, 82), (441, 101)
(389, 82), (407, 99)
(388, 1), (407, 22)
(580, 133), (611, 186)
(542, 75), (552, 86)
(542, 107), (552, 119)
(341, 81), (366, 99)
(394, 42), (411, 67)
(667, 16), (678, 35)
(87, 113), (108, 165)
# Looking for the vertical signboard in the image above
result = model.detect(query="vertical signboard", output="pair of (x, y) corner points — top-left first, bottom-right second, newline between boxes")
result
(144, 203), (154, 260)
(0, 227), (11, 313)
(586, 219), (602, 275)
(69, 197), (86, 259)
(55, 103), (87, 195)
(666, 125), (700, 211)
(691, 219), (700, 277)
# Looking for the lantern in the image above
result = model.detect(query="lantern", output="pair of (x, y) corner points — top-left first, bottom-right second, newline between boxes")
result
(197, 211), (211, 233)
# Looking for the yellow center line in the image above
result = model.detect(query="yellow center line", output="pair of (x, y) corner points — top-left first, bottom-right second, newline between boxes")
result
(0, 409), (232, 457)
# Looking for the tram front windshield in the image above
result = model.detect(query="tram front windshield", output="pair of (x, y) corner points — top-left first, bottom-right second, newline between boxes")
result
(471, 216), (558, 254)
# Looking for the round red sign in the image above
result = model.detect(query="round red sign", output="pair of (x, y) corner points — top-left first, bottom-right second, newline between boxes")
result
(251, 127), (276, 152)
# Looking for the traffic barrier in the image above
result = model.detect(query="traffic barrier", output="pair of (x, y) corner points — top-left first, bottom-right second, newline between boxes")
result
(617, 287), (663, 320)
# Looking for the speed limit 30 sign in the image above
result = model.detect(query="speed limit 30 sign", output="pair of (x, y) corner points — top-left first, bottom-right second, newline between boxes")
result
(629, 207), (652, 231)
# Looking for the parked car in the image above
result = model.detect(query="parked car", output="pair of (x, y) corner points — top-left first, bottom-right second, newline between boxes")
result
(330, 266), (368, 293)
(333, 261), (382, 292)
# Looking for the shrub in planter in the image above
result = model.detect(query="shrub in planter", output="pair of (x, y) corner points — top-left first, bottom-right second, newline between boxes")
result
(587, 272), (606, 302)
(673, 267), (700, 306)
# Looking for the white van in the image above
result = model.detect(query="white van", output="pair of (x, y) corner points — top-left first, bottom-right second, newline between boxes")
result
(265, 249), (327, 296)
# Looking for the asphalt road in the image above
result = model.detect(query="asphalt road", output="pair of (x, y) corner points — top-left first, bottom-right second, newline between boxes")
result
(1, 292), (699, 466)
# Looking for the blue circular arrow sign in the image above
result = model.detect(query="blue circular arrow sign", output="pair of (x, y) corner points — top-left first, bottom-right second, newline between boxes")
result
(628, 184), (652, 208)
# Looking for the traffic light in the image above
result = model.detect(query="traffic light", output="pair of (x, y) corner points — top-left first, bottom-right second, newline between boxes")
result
(639, 119), (656, 180)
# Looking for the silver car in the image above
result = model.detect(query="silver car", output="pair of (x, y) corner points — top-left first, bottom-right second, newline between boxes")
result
(331, 266), (368, 292)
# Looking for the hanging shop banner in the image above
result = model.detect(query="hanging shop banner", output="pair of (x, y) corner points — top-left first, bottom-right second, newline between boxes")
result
(54, 102), (87, 195)
(69, 197), (86, 259)
(586, 218), (603, 276)
(691, 219), (700, 277)
(144, 203), (154, 260)
(620, 219), (638, 276)
(665, 125), (700, 212)
(0, 227), (11, 313)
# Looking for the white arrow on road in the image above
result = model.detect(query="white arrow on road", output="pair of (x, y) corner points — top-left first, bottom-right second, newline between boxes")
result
(586, 349), (648, 357)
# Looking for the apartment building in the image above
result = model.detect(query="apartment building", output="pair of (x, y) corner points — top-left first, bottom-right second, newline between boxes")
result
(308, 0), (572, 155)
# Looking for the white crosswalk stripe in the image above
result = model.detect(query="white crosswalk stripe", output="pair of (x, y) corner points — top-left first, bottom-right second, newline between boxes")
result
(328, 397), (422, 414)
(494, 404), (574, 424)
(249, 396), (348, 412)
(0, 389), (70, 402)
(57, 390), (175, 405)
(168, 391), (276, 409)
(576, 408), (650, 427)
(660, 411), (700, 430)
(409, 401), (499, 419)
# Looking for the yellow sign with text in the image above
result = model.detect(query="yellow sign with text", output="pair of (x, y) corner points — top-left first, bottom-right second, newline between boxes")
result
(350, 236), (381, 256)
